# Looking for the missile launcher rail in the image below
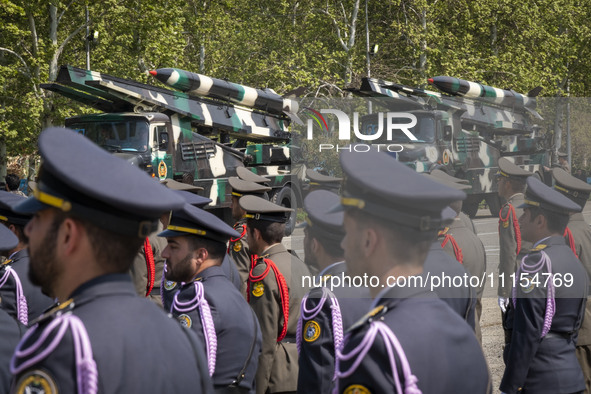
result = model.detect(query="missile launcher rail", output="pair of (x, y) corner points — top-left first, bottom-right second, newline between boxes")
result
(42, 65), (293, 143)
(42, 65), (305, 232)
(352, 76), (551, 217)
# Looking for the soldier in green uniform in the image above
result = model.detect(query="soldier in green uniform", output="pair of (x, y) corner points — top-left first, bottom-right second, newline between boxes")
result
(305, 168), (342, 194)
(497, 158), (533, 317)
(129, 179), (204, 306)
(239, 195), (310, 394)
(228, 177), (271, 297)
(429, 174), (486, 342)
(430, 169), (476, 233)
(553, 167), (591, 391)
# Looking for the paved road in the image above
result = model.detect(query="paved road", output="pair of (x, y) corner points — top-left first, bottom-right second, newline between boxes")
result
(284, 204), (591, 390)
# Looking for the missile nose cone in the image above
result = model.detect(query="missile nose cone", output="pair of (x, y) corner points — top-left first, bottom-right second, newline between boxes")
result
(149, 70), (157, 76)
(427, 78), (434, 85)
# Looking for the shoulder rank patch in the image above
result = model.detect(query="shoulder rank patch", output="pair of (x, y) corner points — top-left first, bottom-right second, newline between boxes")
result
(531, 244), (548, 252)
(344, 384), (371, 394)
(31, 299), (73, 326)
(304, 320), (321, 342)
(16, 369), (58, 394)
(177, 314), (192, 328)
(252, 281), (264, 297)
(233, 240), (242, 252)
(164, 280), (177, 291)
(347, 305), (387, 334)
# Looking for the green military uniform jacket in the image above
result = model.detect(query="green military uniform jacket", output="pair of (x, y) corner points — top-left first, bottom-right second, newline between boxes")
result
(498, 193), (532, 298)
(445, 216), (487, 342)
(129, 225), (167, 306)
(228, 218), (251, 298)
(459, 211), (477, 234)
(249, 243), (310, 394)
(567, 212), (591, 347)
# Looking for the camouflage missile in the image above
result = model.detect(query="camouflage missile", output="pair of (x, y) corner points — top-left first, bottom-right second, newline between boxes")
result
(149, 68), (299, 116)
(427, 76), (535, 109)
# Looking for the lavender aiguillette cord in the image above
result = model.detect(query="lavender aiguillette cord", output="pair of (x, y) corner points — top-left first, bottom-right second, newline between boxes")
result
(296, 287), (344, 380)
(512, 250), (555, 338)
(334, 321), (421, 394)
(0, 266), (28, 325)
(10, 313), (98, 394)
(172, 281), (217, 376)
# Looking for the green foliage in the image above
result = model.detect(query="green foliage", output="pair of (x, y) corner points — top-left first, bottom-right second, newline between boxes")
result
(2, 0), (591, 167)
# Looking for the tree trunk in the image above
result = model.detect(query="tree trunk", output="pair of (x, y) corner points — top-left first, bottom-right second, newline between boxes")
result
(419, 8), (427, 80)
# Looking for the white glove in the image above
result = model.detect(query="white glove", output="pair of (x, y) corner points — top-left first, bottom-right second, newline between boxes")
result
(498, 296), (509, 313)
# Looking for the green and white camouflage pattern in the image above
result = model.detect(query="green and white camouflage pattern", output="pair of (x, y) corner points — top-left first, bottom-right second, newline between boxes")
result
(42, 65), (303, 215)
(150, 68), (299, 118)
(352, 77), (550, 216)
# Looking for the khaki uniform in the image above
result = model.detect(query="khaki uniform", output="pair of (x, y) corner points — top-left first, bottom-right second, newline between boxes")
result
(459, 211), (477, 233)
(567, 212), (591, 392)
(498, 193), (532, 298)
(228, 218), (251, 297)
(249, 243), (310, 394)
(129, 227), (167, 306)
(445, 216), (487, 343)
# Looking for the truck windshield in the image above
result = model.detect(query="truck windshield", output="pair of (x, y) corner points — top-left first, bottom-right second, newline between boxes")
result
(68, 120), (150, 152)
(362, 114), (436, 143)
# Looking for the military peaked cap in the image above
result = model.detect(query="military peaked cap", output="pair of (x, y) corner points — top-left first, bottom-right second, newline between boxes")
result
(159, 203), (239, 243)
(305, 169), (342, 188)
(239, 195), (292, 223)
(429, 169), (469, 185)
(552, 167), (591, 205)
(520, 176), (581, 214)
(0, 191), (31, 226)
(236, 166), (270, 184)
(497, 158), (533, 179)
(228, 177), (271, 197)
(335, 148), (465, 231)
(172, 190), (212, 208)
(302, 190), (344, 242)
(0, 223), (18, 251)
(425, 173), (471, 191)
(161, 178), (204, 192)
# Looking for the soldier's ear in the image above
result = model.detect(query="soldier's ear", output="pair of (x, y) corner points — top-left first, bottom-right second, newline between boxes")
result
(195, 247), (208, 262)
(59, 217), (84, 258)
(7, 223), (17, 235)
(534, 212), (546, 230)
(361, 227), (379, 258)
(251, 227), (262, 242)
(311, 238), (320, 255)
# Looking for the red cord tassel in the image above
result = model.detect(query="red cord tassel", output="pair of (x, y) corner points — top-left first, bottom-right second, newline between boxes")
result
(248, 255), (290, 342)
(499, 203), (522, 255)
(144, 238), (155, 297)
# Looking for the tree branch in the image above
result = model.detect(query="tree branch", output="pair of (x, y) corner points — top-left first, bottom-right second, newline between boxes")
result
(320, 8), (348, 51)
(0, 48), (39, 97)
(57, 0), (76, 25)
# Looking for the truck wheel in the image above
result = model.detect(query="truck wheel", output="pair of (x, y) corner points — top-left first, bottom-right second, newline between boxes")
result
(486, 194), (502, 217)
(272, 186), (296, 236)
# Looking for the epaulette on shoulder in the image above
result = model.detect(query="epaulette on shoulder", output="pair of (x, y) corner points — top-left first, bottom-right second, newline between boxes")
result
(346, 304), (388, 334)
(30, 299), (74, 326)
(306, 286), (326, 300)
(528, 243), (548, 253)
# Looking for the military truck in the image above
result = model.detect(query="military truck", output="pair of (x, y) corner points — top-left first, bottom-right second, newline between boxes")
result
(42, 65), (305, 232)
(350, 76), (550, 217)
